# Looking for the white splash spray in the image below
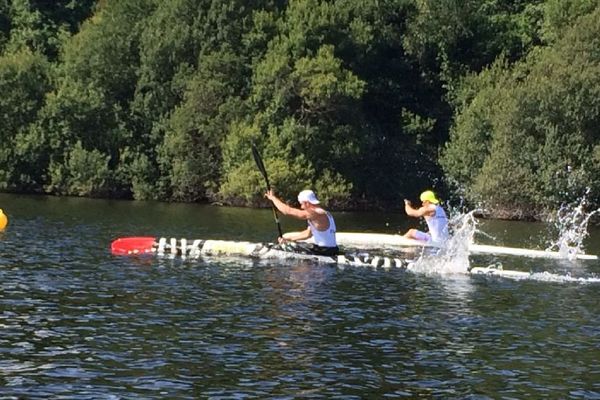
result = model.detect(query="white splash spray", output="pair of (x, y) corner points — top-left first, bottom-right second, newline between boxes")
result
(407, 211), (479, 275)
(545, 188), (599, 260)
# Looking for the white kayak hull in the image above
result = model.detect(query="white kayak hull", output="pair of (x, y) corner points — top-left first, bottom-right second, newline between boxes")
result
(334, 232), (440, 248)
(469, 266), (532, 279)
(116, 237), (541, 279)
(334, 232), (598, 261)
(154, 237), (407, 269)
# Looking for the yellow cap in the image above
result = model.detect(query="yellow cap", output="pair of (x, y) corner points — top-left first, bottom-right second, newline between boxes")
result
(0, 209), (7, 230)
(420, 190), (440, 204)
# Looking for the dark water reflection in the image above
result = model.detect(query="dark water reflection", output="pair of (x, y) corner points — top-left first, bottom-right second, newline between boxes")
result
(0, 194), (598, 398)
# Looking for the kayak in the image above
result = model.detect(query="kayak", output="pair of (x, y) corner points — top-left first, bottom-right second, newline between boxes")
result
(333, 232), (598, 261)
(111, 236), (543, 279)
(111, 237), (408, 269)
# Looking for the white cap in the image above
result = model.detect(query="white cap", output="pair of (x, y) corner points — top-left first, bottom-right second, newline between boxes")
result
(297, 189), (320, 205)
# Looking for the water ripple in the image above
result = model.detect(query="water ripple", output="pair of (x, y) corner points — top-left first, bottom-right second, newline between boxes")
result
(0, 201), (597, 398)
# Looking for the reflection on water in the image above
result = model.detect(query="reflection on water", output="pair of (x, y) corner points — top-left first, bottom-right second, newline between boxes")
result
(0, 194), (598, 398)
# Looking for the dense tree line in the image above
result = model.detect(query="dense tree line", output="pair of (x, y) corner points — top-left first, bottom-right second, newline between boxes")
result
(0, 0), (597, 219)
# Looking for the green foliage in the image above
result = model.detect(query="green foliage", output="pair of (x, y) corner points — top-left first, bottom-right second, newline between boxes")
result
(133, 0), (203, 122)
(0, 0), (596, 218)
(218, 160), (266, 206)
(292, 45), (365, 116)
(404, 0), (544, 84)
(221, 145), (351, 208)
(0, 48), (50, 189)
(113, 147), (159, 200)
(540, 0), (598, 43)
(0, 1), (10, 51)
(6, 0), (58, 55)
(59, 0), (152, 106)
(220, 117), (353, 207)
(158, 50), (247, 202)
(441, 59), (512, 187)
(313, 169), (354, 208)
(229, 1), (377, 205)
(0, 48), (49, 137)
(442, 7), (600, 216)
(401, 108), (436, 145)
(32, 0), (155, 195)
(4, 0), (96, 59)
(46, 141), (111, 197)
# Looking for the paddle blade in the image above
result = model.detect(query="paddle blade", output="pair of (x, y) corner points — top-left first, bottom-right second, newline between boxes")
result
(111, 237), (157, 255)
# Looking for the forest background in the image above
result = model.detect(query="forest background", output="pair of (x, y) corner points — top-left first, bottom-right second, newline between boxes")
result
(0, 0), (598, 220)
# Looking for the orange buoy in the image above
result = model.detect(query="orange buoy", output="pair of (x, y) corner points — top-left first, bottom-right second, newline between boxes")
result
(0, 209), (7, 230)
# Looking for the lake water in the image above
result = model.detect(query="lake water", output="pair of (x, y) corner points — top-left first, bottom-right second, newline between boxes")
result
(0, 193), (598, 398)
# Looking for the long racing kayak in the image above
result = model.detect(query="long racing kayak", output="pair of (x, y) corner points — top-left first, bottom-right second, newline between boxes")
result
(333, 232), (598, 260)
(111, 236), (547, 280)
(111, 236), (408, 269)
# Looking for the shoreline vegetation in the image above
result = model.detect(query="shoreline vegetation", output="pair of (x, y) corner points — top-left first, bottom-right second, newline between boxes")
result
(9, 190), (598, 226)
(0, 1), (598, 221)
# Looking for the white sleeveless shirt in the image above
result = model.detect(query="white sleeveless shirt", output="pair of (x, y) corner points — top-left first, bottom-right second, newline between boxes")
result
(308, 211), (337, 247)
(425, 205), (449, 243)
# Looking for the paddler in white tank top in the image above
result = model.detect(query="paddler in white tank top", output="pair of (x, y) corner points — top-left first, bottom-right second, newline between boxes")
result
(265, 189), (339, 256)
(403, 190), (449, 244)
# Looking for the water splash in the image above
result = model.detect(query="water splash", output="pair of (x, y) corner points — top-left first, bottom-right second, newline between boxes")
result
(407, 211), (479, 275)
(545, 189), (599, 260)
(403, 209), (600, 284)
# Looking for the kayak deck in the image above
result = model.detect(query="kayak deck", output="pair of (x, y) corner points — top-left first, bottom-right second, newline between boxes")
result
(113, 236), (410, 269)
(334, 232), (598, 261)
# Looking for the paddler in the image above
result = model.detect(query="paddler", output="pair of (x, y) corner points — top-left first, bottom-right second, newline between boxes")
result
(403, 190), (449, 243)
(264, 189), (339, 256)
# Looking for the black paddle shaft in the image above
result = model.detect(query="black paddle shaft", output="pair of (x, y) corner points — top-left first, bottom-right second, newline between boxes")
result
(252, 144), (271, 189)
(251, 143), (283, 238)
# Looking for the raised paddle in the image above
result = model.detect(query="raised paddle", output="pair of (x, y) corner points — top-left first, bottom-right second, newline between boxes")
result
(251, 142), (284, 238)
(111, 237), (157, 255)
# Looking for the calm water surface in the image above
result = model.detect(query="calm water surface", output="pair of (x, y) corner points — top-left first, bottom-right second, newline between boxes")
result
(0, 194), (598, 399)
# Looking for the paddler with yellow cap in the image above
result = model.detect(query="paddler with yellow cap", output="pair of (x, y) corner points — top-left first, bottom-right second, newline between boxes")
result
(402, 190), (449, 243)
